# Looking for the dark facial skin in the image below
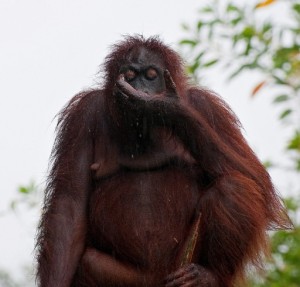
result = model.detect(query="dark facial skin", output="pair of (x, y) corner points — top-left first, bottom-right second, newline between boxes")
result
(119, 48), (166, 95)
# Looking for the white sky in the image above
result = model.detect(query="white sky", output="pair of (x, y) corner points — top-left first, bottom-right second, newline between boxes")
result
(0, 0), (298, 284)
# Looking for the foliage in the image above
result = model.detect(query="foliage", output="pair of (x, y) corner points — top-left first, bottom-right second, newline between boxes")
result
(249, 197), (300, 287)
(0, 183), (38, 287)
(179, 0), (300, 172)
(10, 181), (40, 211)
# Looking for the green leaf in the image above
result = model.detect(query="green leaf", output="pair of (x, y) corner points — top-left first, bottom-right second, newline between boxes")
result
(273, 94), (289, 103)
(242, 26), (255, 38)
(244, 41), (252, 56)
(187, 61), (200, 76)
(233, 34), (242, 47)
(194, 51), (205, 62)
(262, 22), (272, 33)
(231, 16), (242, 26)
(273, 75), (288, 85)
(179, 39), (197, 47)
(287, 131), (300, 151)
(208, 25), (215, 39)
(197, 21), (203, 32)
(263, 160), (273, 168)
(228, 66), (246, 80)
(279, 109), (292, 119)
(296, 159), (300, 171)
(200, 6), (214, 13)
(293, 3), (300, 14)
(19, 186), (29, 194)
(203, 59), (218, 67)
(181, 23), (190, 31)
(227, 3), (240, 12)
(228, 63), (256, 79)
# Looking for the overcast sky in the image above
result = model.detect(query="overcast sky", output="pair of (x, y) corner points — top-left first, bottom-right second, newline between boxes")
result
(0, 0), (298, 283)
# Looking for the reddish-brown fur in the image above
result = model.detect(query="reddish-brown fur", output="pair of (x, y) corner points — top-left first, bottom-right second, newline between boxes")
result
(36, 36), (291, 287)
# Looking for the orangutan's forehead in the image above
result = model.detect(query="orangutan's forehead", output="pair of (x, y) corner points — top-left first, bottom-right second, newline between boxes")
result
(126, 47), (164, 68)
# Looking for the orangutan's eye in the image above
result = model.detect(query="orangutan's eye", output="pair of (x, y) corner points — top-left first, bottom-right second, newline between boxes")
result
(145, 68), (158, 80)
(124, 69), (136, 81)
